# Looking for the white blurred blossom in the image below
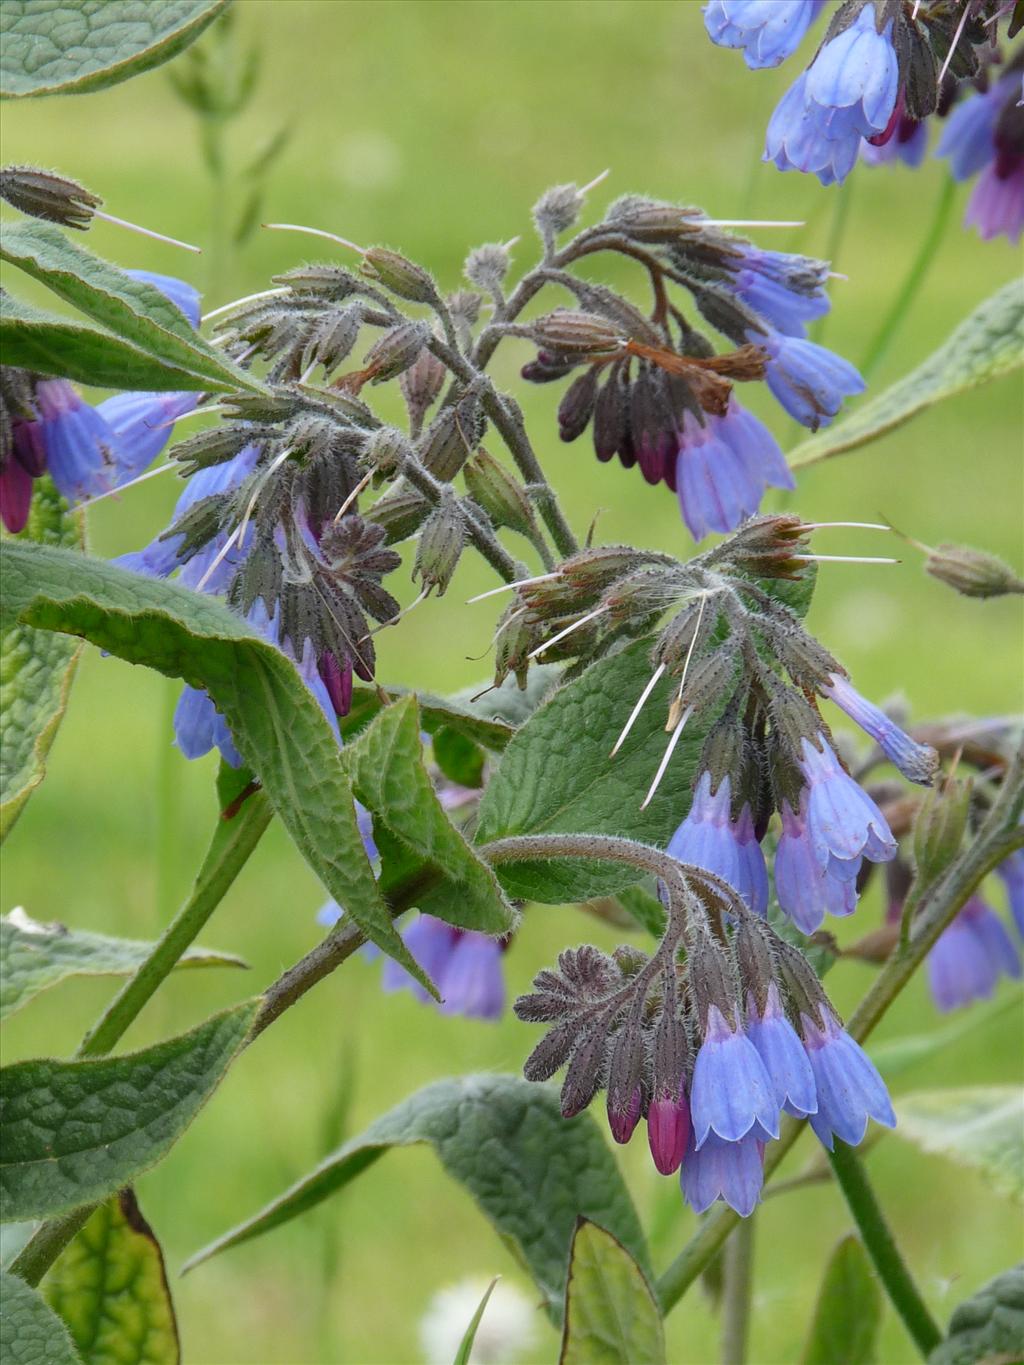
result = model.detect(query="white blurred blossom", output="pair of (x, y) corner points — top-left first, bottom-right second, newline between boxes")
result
(419, 1276), (537, 1365)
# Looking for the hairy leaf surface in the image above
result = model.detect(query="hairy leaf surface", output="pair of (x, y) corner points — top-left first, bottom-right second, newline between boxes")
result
(560, 1220), (665, 1365)
(0, 1270), (81, 1364)
(928, 1263), (1024, 1365)
(894, 1085), (1024, 1202)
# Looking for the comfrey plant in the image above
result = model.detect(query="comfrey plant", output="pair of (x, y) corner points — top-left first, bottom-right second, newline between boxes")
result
(1, 9), (1022, 1365)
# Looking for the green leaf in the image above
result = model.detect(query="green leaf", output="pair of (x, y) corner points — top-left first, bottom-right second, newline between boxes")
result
(872, 991), (1022, 1080)
(560, 1219), (665, 1365)
(1, 222), (260, 393)
(0, 999), (257, 1221)
(789, 281), (1024, 468)
(475, 640), (711, 903)
(0, 1270), (81, 1365)
(1, 0), (229, 99)
(928, 1263), (1024, 1365)
(432, 725), (485, 789)
(0, 540), (426, 985)
(800, 1234), (881, 1365)
(343, 684), (515, 752)
(1, 480), (83, 842)
(44, 1190), (179, 1365)
(0, 294), (227, 393)
(344, 697), (512, 934)
(451, 1277), (499, 1365)
(613, 884), (667, 938)
(893, 1086), (1024, 1203)
(453, 664), (563, 729)
(182, 1074), (650, 1316)
(0, 909), (246, 1023)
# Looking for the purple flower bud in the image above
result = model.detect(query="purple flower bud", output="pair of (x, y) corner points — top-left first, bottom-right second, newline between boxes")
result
(797, 734), (897, 870)
(669, 773), (769, 917)
(927, 895), (1022, 1013)
(691, 1004), (780, 1146)
(704, 0), (825, 71)
(862, 113), (928, 168)
(757, 331), (865, 430)
(680, 1127), (765, 1217)
(801, 1007), (895, 1151)
(745, 984), (817, 1117)
(0, 454), (33, 534)
(775, 797), (859, 934)
(823, 673), (938, 785)
(647, 1090), (691, 1176)
(675, 400), (793, 541)
(607, 1087), (643, 1145)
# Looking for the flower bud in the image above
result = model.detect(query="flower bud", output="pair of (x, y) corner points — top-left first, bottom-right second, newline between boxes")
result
(361, 247), (438, 304)
(419, 391), (484, 481)
(363, 425), (412, 477)
(463, 448), (536, 537)
(925, 544), (1024, 599)
(605, 195), (704, 242)
(533, 183), (585, 244)
(274, 264), (361, 299)
(399, 345), (446, 430)
(300, 305), (361, 376)
(606, 1025), (645, 1144)
(464, 242), (512, 294)
(0, 165), (100, 229)
(686, 922), (739, 1032)
(912, 776), (971, 884)
(558, 369), (600, 443)
(493, 604), (542, 689)
(413, 490), (466, 595)
(531, 310), (626, 357)
(363, 320), (430, 384)
(366, 484), (432, 544)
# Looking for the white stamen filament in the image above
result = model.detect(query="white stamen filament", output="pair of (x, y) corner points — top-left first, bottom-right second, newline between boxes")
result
(263, 223), (365, 253)
(153, 403), (224, 431)
(93, 210), (200, 253)
(610, 662), (666, 757)
(300, 361), (319, 386)
(502, 235), (521, 250)
(363, 587), (431, 639)
(81, 461), (177, 508)
(527, 605), (608, 660)
(792, 554), (900, 565)
(798, 521), (891, 532)
(203, 288), (288, 324)
(938, 3), (971, 85)
(912, 0), (922, 17)
(491, 604), (527, 645)
(195, 449), (290, 592)
(467, 572), (559, 604)
(333, 469), (373, 523)
(580, 168), (611, 195)
(676, 591), (709, 702)
(641, 708), (693, 811)
(827, 271), (849, 281)
(700, 219), (805, 229)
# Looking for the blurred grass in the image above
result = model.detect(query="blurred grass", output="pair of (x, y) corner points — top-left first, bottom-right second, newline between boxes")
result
(2, 2), (1022, 1362)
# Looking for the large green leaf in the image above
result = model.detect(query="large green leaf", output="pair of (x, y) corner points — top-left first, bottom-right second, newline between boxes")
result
(344, 697), (512, 934)
(0, 480), (82, 842)
(474, 640), (710, 903)
(560, 1219), (665, 1365)
(342, 683), (516, 751)
(0, 909), (246, 1022)
(0, 999), (256, 1221)
(0, 540), (425, 984)
(0, 222), (259, 393)
(44, 1190), (178, 1365)
(0, 294), (229, 393)
(182, 1074), (650, 1316)
(872, 991), (1022, 1080)
(893, 1086), (1024, 1203)
(800, 1234), (881, 1365)
(0, 0), (228, 99)
(789, 281), (1024, 468)
(0, 1270), (81, 1365)
(928, 1263), (1024, 1365)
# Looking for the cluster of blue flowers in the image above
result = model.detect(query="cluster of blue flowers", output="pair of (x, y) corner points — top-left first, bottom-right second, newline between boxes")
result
(938, 70), (1024, 244)
(0, 272), (198, 533)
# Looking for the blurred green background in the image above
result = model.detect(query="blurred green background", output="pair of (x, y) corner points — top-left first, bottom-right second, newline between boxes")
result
(2, 2), (1022, 1362)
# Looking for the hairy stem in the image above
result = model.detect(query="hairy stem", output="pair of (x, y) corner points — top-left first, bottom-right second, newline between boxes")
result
(859, 175), (955, 383)
(8, 788), (272, 1287)
(827, 1141), (942, 1357)
(657, 746), (1024, 1314)
(720, 1216), (755, 1365)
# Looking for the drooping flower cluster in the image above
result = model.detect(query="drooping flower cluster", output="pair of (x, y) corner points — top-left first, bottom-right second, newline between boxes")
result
(704, 0), (1014, 188)
(515, 872), (895, 1216)
(493, 515), (937, 933)
(0, 271), (199, 532)
(938, 65), (1024, 244)
(521, 196), (864, 539)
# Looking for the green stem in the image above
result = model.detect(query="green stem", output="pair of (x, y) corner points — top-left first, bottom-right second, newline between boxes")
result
(827, 1142), (942, 1357)
(8, 789), (272, 1288)
(811, 175), (856, 347)
(656, 749), (1024, 1314)
(720, 1216), (755, 1365)
(859, 175), (956, 383)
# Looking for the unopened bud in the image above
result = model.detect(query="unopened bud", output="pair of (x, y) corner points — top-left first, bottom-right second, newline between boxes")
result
(558, 369), (600, 443)
(365, 484), (431, 544)
(361, 247), (438, 304)
(606, 195), (704, 242)
(463, 448), (536, 536)
(531, 310), (626, 357)
(494, 604), (542, 689)
(533, 183), (585, 244)
(912, 776), (971, 883)
(419, 390), (484, 481)
(301, 304), (361, 375)
(686, 924), (739, 1032)
(364, 320), (429, 384)
(0, 165), (100, 229)
(399, 345), (446, 430)
(413, 490), (466, 594)
(925, 544), (1024, 599)
(363, 425), (412, 477)
(274, 264), (361, 299)
(464, 242), (512, 294)
(673, 646), (739, 727)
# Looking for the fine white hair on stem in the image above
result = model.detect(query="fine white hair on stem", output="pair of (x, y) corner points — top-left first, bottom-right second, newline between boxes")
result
(203, 287), (289, 324)
(641, 707), (693, 811)
(527, 604), (607, 659)
(263, 222), (365, 253)
(81, 461), (177, 508)
(93, 210), (200, 253)
(466, 572), (558, 604)
(610, 662), (666, 757)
